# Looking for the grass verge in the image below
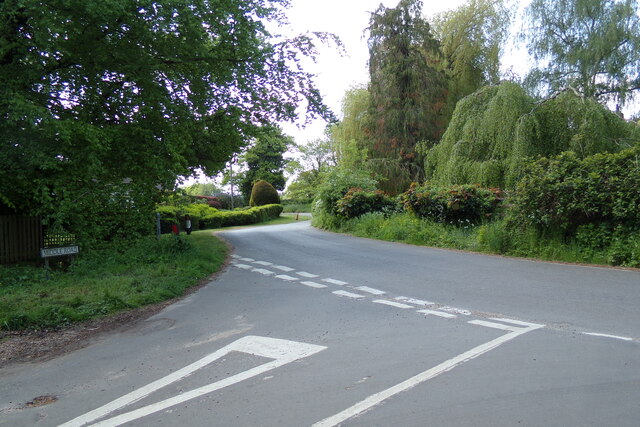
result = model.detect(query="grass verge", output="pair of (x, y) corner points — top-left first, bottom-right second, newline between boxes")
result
(313, 212), (639, 267)
(0, 232), (227, 331)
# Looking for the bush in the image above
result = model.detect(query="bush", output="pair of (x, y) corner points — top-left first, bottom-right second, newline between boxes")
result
(156, 203), (283, 231)
(335, 188), (399, 219)
(509, 146), (640, 235)
(250, 180), (280, 206)
(314, 168), (378, 216)
(401, 182), (504, 225)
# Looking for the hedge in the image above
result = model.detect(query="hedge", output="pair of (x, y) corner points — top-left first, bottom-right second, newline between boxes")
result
(157, 204), (283, 231)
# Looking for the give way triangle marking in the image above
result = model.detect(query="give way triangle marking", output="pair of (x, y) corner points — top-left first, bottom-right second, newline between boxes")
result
(60, 335), (327, 427)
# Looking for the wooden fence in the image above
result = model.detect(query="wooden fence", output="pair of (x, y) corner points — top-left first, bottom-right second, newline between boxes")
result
(0, 215), (43, 264)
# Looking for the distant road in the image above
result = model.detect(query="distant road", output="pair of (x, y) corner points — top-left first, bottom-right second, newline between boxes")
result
(2, 221), (639, 426)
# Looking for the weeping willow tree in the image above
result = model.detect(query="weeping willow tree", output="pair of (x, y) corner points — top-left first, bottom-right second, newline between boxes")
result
(424, 82), (639, 189)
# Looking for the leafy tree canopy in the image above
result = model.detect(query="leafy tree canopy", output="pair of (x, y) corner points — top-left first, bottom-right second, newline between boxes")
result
(366, 0), (447, 194)
(238, 126), (293, 201)
(0, 0), (333, 244)
(524, 0), (640, 105)
(431, 0), (511, 119)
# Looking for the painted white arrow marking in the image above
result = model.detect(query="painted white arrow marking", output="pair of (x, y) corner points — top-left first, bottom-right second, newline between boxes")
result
(60, 336), (326, 427)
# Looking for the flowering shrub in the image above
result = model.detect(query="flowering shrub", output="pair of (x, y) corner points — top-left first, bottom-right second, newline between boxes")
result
(401, 183), (503, 225)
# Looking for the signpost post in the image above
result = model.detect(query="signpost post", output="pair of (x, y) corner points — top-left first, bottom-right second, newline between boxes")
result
(41, 246), (79, 278)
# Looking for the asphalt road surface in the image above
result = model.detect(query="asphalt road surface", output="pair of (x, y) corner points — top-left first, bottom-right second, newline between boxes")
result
(2, 221), (639, 426)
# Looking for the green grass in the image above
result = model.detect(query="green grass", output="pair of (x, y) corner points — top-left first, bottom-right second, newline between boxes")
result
(282, 203), (312, 213)
(313, 212), (637, 267)
(0, 232), (227, 331)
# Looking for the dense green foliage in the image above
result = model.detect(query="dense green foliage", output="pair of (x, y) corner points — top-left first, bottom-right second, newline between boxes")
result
(424, 82), (535, 188)
(0, 0), (332, 246)
(250, 180), (281, 206)
(509, 146), (640, 234)
(366, 0), (447, 194)
(0, 233), (227, 331)
(335, 188), (399, 219)
(524, 0), (640, 104)
(239, 127), (292, 201)
(431, 0), (510, 121)
(424, 82), (638, 188)
(314, 168), (378, 216)
(401, 182), (503, 225)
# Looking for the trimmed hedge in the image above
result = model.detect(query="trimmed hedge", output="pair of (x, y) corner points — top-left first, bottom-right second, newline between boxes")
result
(157, 204), (283, 231)
(250, 180), (280, 206)
(401, 183), (504, 225)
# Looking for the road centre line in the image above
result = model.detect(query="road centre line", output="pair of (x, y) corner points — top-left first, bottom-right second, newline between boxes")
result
(296, 271), (319, 278)
(582, 332), (633, 342)
(273, 265), (295, 272)
(300, 281), (327, 289)
(322, 278), (349, 286)
(313, 322), (543, 427)
(395, 296), (435, 306)
(417, 309), (457, 319)
(62, 336), (326, 427)
(355, 286), (386, 295)
(275, 274), (299, 281)
(252, 268), (275, 276)
(333, 290), (365, 299)
(373, 300), (413, 309)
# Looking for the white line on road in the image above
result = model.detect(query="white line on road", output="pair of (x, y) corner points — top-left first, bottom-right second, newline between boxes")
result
(395, 296), (435, 306)
(239, 257), (255, 262)
(300, 281), (328, 289)
(355, 286), (386, 295)
(273, 265), (295, 272)
(253, 261), (273, 266)
(232, 263), (253, 270)
(332, 290), (365, 299)
(439, 306), (472, 316)
(468, 320), (520, 332)
(373, 300), (413, 309)
(490, 318), (545, 329)
(322, 278), (349, 286)
(582, 332), (633, 342)
(296, 271), (319, 278)
(62, 336), (326, 427)
(313, 323), (543, 427)
(230, 254), (240, 259)
(275, 274), (299, 281)
(252, 268), (275, 276)
(417, 309), (457, 319)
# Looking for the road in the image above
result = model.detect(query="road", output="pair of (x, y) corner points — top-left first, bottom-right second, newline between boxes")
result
(1, 221), (639, 426)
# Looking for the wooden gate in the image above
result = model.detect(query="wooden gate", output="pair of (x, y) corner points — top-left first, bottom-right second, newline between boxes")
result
(0, 215), (44, 264)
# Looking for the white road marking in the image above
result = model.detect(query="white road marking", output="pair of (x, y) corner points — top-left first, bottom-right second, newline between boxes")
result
(490, 318), (545, 329)
(230, 254), (240, 259)
(239, 257), (255, 262)
(332, 290), (365, 299)
(468, 320), (520, 332)
(395, 296), (435, 306)
(417, 309), (457, 319)
(373, 300), (413, 309)
(322, 278), (348, 286)
(440, 306), (472, 316)
(253, 261), (273, 266)
(300, 281), (327, 289)
(582, 332), (633, 342)
(355, 286), (386, 295)
(275, 274), (299, 281)
(313, 323), (543, 427)
(61, 336), (326, 427)
(232, 263), (253, 270)
(252, 268), (275, 276)
(296, 271), (319, 278)
(273, 265), (295, 272)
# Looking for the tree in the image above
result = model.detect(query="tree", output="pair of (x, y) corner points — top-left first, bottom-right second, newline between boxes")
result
(431, 0), (511, 121)
(524, 0), (640, 105)
(0, 0), (333, 245)
(366, 0), (447, 194)
(238, 127), (293, 202)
